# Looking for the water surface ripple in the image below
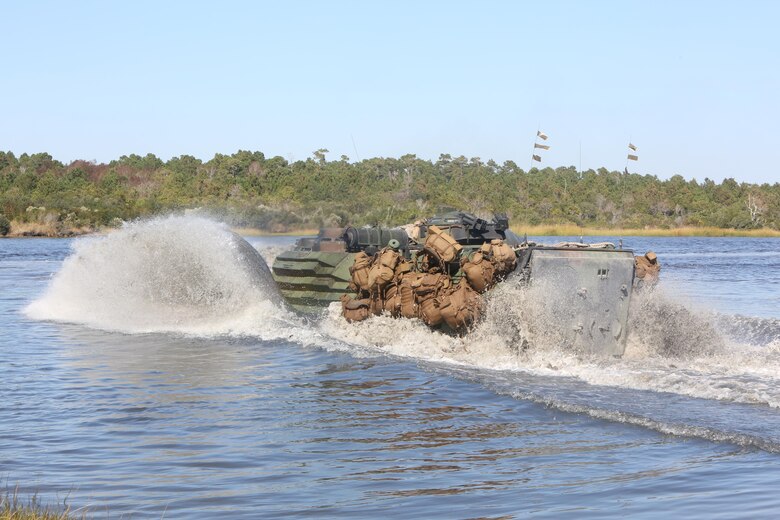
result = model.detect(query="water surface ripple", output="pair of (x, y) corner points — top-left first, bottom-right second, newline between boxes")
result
(2, 230), (780, 518)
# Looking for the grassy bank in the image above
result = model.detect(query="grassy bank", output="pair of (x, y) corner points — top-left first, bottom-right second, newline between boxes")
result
(1, 489), (87, 520)
(510, 224), (780, 237)
(2, 220), (94, 238)
(231, 226), (319, 237)
(233, 224), (780, 238)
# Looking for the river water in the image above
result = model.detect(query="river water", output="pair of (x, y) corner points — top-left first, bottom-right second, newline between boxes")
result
(2, 216), (780, 518)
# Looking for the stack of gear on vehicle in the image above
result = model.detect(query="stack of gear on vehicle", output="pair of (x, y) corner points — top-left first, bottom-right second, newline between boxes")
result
(340, 224), (518, 333)
(634, 251), (660, 286)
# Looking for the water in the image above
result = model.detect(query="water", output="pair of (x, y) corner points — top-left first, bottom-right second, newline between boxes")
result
(3, 216), (780, 518)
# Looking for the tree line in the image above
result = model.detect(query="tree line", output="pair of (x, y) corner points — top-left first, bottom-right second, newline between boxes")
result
(0, 149), (778, 233)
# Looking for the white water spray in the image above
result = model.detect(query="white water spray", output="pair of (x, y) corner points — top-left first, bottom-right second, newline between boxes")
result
(26, 215), (306, 339)
(321, 279), (780, 410)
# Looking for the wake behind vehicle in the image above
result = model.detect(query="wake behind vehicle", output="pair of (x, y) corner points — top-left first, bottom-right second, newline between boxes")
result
(271, 211), (659, 357)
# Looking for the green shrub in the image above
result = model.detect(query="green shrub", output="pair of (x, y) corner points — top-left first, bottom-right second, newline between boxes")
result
(0, 214), (10, 236)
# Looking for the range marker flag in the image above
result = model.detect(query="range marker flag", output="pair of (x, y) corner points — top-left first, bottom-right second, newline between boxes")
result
(534, 143), (550, 150)
(537, 130), (548, 140)
(532, 154), (542, 162)
(627, 154), (639, 161)
(628, 143), (637, 151)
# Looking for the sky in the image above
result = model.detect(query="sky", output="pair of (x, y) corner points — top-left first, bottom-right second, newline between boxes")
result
(2, 0), (779, 183)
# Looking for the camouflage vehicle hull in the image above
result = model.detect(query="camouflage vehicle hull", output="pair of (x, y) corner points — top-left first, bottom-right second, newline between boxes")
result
(271, 250), (354, 313)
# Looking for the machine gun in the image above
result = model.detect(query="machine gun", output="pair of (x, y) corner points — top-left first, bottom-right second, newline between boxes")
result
(420, 211), (517, 246)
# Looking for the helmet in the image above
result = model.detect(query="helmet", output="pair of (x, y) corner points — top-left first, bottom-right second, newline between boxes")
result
(387, 239), (400, 250)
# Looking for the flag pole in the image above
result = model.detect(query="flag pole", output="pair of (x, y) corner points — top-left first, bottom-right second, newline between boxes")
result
(623, 138), (628, 206)
(351, 134), (361, 162)
(624, 135), (631, 173)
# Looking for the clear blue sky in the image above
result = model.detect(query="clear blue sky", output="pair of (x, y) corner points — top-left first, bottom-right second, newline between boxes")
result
(2, 1), (778, 183)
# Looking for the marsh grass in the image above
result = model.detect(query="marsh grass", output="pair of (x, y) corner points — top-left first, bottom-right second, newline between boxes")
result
(511, 224), (780, 237)
(1, 487), (88, 520)
(4, 221), (93, 238)
(231, 226), (319, 237)
(235, 223), (780, 238)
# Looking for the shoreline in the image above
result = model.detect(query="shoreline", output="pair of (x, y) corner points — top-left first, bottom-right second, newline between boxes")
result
(230, 227), (319, 237)
(236, 224), (780, 238)
(1, 221), (96, 238)
(3, 222), (779, 239)
(509, 224), (780, 238)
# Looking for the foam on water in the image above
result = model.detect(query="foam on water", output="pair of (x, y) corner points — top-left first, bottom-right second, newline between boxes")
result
(322, 281), (780, 408)
(320, 284), (780, 450)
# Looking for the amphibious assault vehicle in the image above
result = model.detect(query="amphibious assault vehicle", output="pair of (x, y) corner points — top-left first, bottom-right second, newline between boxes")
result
(271, 212), (655, 356)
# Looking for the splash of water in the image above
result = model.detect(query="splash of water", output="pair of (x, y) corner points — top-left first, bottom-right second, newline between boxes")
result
(321, 278), (780, 409)
(26, 215), (306, 339)
(319, 279), (780, 450)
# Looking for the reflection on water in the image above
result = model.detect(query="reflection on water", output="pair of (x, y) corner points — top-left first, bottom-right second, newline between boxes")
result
(62, 327), (260, 392)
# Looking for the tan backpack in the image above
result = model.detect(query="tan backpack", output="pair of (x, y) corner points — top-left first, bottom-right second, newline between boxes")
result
(383, 286), (401, 316)
(461, 251), (496, 293)
(635, 251), (660, 281)
(378, 248), (402, 269)
(439, 281), (483, 332)
(424, 225), (462, 264)
(384, 283), (399, 300)
(412, 273), (451, 302)
(367, 247), (402, 291)
(367, 263), (394, 291)
(368, 293), (384, 315)
(394, 260), (412, 279)
(418, 297), (443, 326)
(382, 283), (400, 316)
(411, 272), (450, 327)
(398, 273), (420, 319)
(489, 239), (517, 275)
(340, 295), (371, 322)
(349, 251), (373, 293)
